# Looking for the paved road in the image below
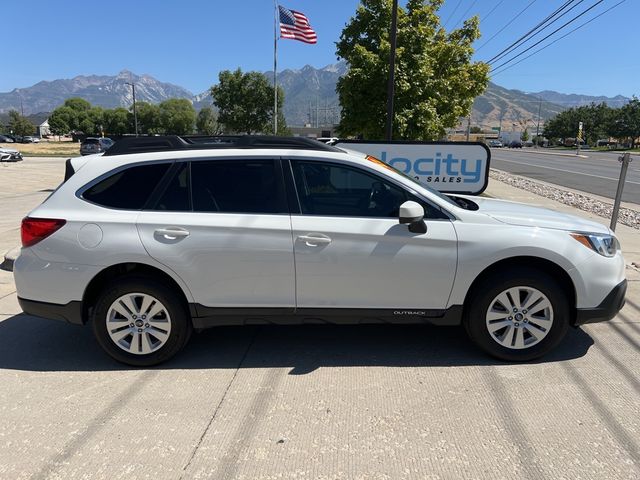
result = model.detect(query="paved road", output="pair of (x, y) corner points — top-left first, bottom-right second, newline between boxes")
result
(0, 157), (639, 479)
(490, 149), (640, 205)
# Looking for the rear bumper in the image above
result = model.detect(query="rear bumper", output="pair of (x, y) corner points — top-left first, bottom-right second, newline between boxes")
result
(575, 279), (627, 326)
(18, 297), (83, 325)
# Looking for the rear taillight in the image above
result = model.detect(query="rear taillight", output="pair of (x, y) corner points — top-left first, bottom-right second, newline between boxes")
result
(21, 217), (66, 248)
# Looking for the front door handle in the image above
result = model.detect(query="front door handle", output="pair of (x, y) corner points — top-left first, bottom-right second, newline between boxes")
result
(297, 234), (332, 247)
(155, 227), (190, 240)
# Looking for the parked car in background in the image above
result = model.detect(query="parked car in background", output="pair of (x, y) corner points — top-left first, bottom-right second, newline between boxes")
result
(22, 136), (40, 143)
(509, 141), (523, 148)
(2, 134), (24, 143)
(0, 146), (23, 162)
(488, 140), (503, 148)
(562, 138), (585, 147)
(0, 134), (15, 143)
(80, 137), (114, 156)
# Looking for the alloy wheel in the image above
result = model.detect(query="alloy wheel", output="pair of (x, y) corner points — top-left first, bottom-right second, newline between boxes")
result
(485, 286), (554, 350)
(106, 293), (172, 355)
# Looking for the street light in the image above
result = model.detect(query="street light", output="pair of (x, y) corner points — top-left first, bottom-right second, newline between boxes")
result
(385, 0), (399, 141)
(125, 81), (139, 136)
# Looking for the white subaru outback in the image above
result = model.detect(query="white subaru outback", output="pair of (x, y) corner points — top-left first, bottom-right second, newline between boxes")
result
(14, 136), (627, 366)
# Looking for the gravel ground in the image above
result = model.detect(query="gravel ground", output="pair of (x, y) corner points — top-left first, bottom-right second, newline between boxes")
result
(490, 169), (640, 230)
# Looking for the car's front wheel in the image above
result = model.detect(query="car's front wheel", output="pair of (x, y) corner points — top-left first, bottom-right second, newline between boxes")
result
(91, 277), (192, 366)
(464, 268), (570, 361)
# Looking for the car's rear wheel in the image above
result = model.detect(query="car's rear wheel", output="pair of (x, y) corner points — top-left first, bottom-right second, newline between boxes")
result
(91, 277), (192, 366)
(464, 268), (570, 361)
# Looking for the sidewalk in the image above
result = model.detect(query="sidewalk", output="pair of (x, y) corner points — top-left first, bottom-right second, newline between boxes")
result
(485, 176), (640, 306)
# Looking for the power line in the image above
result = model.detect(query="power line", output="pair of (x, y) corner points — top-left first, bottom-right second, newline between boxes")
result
(491, 0), (606, 71)
(492, 0), (627, 76)
(443, 0), (463, 28)
(487, 0), (584, 64)
(452, 0), (479, 29)
(481, 0), (505, 24)
(476, 0), (538, 52)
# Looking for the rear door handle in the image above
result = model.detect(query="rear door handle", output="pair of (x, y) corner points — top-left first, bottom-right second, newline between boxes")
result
(297, 234), (332, 247)
(155, 227), (190, 240)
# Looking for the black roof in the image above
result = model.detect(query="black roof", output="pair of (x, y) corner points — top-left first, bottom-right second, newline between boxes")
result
(103, 135), (341, 156)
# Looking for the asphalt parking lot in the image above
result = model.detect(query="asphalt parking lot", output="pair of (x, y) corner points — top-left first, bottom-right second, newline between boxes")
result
(0, 158), (639, 479)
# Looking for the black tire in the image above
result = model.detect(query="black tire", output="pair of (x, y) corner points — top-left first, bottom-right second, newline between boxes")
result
(464, 268), (570, 362)
(91, 276), (192, 367)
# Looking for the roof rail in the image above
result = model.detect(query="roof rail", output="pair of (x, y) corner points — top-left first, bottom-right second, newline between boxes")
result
(103, 135), (341, 156)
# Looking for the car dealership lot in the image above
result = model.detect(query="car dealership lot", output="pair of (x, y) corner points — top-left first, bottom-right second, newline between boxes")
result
(0, 157), (639, 479)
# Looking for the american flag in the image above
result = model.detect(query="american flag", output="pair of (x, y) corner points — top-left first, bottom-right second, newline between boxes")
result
(278, 5), (317, 44)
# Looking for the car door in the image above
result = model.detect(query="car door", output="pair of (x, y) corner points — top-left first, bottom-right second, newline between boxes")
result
(288, 158), (458, 311)
(136, 158), (295, 310)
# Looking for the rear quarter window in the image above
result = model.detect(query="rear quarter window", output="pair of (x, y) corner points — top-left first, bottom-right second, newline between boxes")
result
(82, 163), (170, 209)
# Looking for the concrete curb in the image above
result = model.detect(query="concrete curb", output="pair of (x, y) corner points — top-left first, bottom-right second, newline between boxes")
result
(489, 168), (640, 214)
(0, 246), (19, 272)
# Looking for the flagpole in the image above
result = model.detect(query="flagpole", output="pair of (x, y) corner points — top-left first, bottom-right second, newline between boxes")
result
(273, 0), (278, 135)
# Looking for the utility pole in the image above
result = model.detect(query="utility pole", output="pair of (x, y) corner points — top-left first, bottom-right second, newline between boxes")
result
(535, 96), (542, 148)
(126, 81), (139, 136)
(385, 0), (399, 141)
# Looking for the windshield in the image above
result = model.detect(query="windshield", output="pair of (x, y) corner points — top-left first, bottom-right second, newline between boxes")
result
(362, 153), (460, 208)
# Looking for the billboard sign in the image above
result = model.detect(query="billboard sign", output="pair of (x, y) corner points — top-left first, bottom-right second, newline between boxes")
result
(335, 140), (491, 195)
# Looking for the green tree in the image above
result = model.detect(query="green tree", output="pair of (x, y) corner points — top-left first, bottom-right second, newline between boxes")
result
(48, 97), (96, 136)
(470, 126), (482, 134)
(543, 109), (576, 143)
(335, 0), (489, 140)
(544, 103), (614, 145)
(196, 106), (222, 135)
(78, 107), (105, 136)
(263, 104), (291, 136)
(134, 102), (162, 134)
(608, 98), (640, 148)
(521, 128), (529, 142)
(8, 110), (35, 137)
(159, 98), (196, 135)
(63, 98), (91, 113)
(48, 106), (74, 136)
(210, 68), (287, 134)
(103, 107), (132, 135)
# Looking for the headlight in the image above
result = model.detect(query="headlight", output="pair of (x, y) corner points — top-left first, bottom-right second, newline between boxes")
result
(570, 233), (619, 257)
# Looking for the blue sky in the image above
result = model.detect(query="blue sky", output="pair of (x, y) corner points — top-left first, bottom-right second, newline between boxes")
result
(2, 0), (637, 97)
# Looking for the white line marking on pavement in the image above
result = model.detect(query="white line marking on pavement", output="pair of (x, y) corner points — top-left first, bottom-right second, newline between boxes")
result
(494, 158), (640, 186)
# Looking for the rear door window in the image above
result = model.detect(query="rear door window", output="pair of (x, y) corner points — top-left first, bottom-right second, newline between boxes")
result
(83, 163), (170, 209)
(191, 159), (286, 214)
(155, 162), (190, 211)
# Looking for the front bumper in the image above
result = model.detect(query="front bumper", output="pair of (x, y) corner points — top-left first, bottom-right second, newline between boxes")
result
(575, 279), (627, 325)
(0, 152), (22, 161)
(18, 297), (83, 325)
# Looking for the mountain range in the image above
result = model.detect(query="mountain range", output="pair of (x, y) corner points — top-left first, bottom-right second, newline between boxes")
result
(0, 63), (631, 128)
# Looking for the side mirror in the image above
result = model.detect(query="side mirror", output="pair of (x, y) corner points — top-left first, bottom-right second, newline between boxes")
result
(399, 201), (427, 234)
